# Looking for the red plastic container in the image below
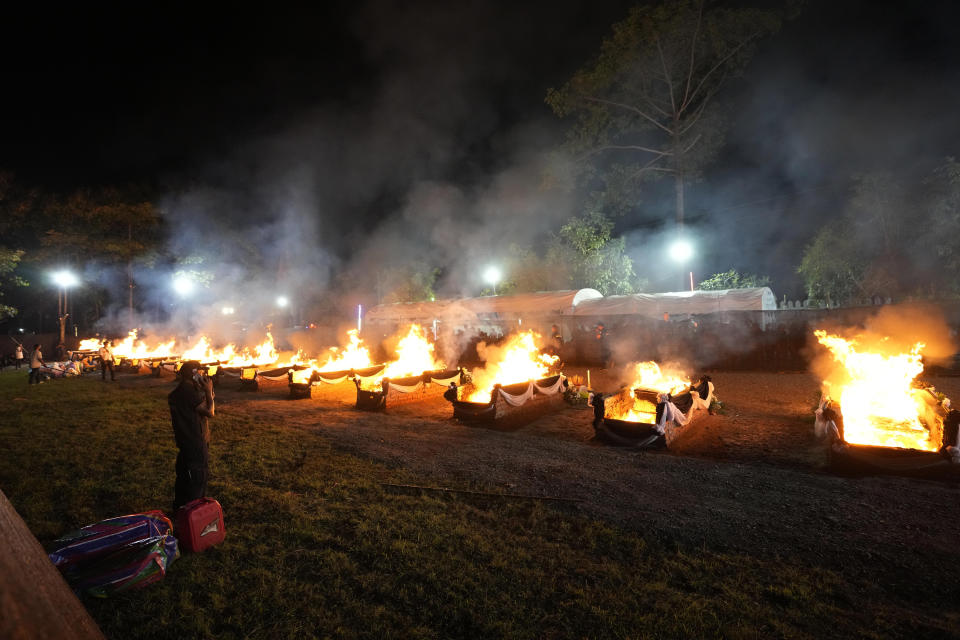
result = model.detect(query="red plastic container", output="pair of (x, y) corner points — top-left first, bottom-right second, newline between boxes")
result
(175, 498), (225, 553)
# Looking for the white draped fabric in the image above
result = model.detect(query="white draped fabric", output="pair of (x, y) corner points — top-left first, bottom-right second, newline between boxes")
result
(655, 401), (689, 434)
(533, 375), (565, 395)
(495, 374), (566, 407)
(386, 380), (423, 394)
(497, 383), (535, 407)
(260, 371), (291, 381)
(353, 371), (385, 386)
(315, 373), (351, 385)
(429, 372), (462, 387)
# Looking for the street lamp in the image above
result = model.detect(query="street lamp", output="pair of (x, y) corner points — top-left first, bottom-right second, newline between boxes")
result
(172, 274), (194, 297)
(668, 239), (693, 263)
(483, 265), (502, 296)
(668, 239), (695, 291)
(50, 270), (79, 344)
(276, 295), (289, 308)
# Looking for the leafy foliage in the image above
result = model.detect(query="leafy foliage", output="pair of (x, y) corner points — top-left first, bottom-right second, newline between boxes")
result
(0, 247), (27, 320)
(546, 212), (638, 294)
(376, 261), (439, 304)
(698, 269), (770, 291)
(798, 221), (867, 305)
(798, 165), (960, 305)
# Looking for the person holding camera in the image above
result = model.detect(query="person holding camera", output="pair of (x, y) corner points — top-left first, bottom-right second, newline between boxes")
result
(168, 360), (215, 511)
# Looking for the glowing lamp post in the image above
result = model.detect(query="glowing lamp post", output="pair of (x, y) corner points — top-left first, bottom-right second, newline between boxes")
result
(50, 270), (79, 344)
(484, 265), (502, 296)
(668, 239), (695, 292)
(276, 296), (289, 308)
(172, 275), (195, 298)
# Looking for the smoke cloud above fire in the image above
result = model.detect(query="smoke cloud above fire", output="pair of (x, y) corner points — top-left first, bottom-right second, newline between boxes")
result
(810, 304), (958, 389)
(106, 0), (960, 354)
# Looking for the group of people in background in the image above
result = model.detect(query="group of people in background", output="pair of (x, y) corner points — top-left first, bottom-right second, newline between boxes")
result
(3, 338), (116, 383)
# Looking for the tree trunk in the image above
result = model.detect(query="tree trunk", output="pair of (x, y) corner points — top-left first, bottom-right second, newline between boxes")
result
(127, 223), (134, 329)
(674, 169), (687, 290)
(674, 170), (685, 230)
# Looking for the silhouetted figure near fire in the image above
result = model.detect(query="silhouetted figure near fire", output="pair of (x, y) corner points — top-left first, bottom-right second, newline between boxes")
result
(591, 392), (605, 433)
(443, 382), (458, 402)
(594, 323), (611, 368)
(169, 360), (215, 511)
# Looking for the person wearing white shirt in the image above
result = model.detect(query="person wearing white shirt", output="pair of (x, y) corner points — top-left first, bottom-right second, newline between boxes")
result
(98, 340), (116, 382)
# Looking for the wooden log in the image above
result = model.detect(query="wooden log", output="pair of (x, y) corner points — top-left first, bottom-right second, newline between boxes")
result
(0, 489), (105, 640)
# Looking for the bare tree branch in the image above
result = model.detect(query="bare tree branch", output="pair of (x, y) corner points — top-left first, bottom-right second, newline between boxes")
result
(655, 35), (678, 114)
(680, 132), (702, 155)
(682, 0), (705, 109)
(582, 96), (674, 135)
(627, 155), (674, 182)
(682, 32), (761, 113)
(677, 98), (710, 136)
(592, 144), (672, 156)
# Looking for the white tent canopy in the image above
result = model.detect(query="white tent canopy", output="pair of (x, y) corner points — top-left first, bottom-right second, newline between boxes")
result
(365, 289), (602, 325)
(456, 289), (601, 316)
(571, 287), (776, 317)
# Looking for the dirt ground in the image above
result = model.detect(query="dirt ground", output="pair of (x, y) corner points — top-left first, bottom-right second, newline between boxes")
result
(135, 368), (960, 601)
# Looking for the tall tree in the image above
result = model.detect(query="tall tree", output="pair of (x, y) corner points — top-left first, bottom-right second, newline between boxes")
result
(798, 172), (931, 305)
(546, 0), (781, 228)
(924, 158), (960, 295)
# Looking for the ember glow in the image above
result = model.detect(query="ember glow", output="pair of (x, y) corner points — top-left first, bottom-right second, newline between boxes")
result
(466, 331), (558, 402)
(605, 362), (690, 423)
(815, 330), (940, 451)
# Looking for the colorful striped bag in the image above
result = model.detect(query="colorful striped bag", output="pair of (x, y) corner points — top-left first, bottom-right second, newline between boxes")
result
(48, 511), (179, 597)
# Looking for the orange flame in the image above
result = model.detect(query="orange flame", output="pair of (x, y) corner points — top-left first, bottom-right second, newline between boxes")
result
(180, 333), (280, 366)
(86, 330), (177, 359)
(382, 324), (445, 379)
(466, 331), (558, 402)
(604, 361), (690, 423)
(815, 329), (939, 451)
(317, 329), (372, 372)
(78, 337), (102, 351)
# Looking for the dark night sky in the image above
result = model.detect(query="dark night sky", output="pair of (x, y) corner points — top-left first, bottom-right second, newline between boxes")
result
(3, 1), (960, 299)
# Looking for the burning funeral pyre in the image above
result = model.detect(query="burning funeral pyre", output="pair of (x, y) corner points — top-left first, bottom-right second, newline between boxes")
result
(447, 331), (566, 427)
(596, 361), (714, 448)
(814, 330), (960, 475)
(354, 325), (462, 410)
(287, 330), (383, 398)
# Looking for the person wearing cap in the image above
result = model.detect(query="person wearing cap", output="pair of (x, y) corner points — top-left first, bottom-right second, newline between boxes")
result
(168, 360), (215, 511)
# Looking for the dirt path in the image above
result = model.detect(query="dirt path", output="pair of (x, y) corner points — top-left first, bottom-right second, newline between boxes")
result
(195, 368), (960, 602)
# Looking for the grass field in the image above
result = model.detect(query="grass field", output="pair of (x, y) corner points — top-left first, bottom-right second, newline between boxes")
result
(0, 371), (955, 639)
